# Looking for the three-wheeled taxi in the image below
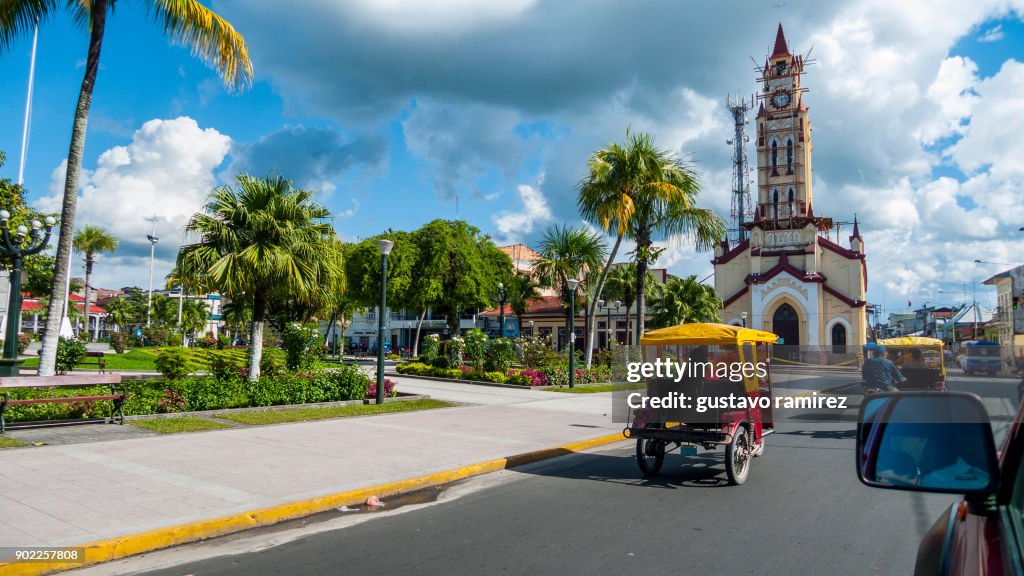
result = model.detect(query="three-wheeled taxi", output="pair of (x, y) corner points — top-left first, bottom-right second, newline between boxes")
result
(623, 323), (778, 485)
(874, 336), (946, 391)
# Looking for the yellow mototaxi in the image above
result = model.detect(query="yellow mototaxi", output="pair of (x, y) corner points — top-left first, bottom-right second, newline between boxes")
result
(873, 336), (946, 391)
(623, 323), (778, 486)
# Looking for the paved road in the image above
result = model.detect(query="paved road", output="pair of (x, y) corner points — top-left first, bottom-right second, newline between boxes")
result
(106, 422), (947, 576)
(66, 369), (1023, 576)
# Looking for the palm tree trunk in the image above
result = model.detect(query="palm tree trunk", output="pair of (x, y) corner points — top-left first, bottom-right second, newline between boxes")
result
(584, 233), (623, 368)
(83, 257), (93, 342)
(636, 244), (650, 345)
(412, 308), (426, 356)
(248, 289), (266, 382)
(38, 0), (107, 376)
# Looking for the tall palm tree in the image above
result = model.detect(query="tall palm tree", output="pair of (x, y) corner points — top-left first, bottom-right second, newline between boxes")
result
(180, 298), (209, 338)
(72, 225), (118, 340)
(4, 2), (253, 375)
(176, 174), (342, 381)
(576, 131), (683, 365)
(532, 225), (607, 350)
(648, 275), (722, 329)
(603, 263), (656, 345)
(505, 273), (543, 335)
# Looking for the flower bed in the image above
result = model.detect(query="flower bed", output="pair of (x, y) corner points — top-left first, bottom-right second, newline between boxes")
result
(396, 362), (611, 387)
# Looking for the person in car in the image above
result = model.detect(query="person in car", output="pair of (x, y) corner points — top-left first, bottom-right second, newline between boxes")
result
(862, 345), (906, 392)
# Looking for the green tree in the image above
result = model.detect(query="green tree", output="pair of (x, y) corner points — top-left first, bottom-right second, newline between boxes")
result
(101, 296), (131, 332)
(648, 275), (722, 328)
(0, 153), (59, 297)
(221, 298), (252, 343)
(180, 299), (208, 337)
(6, 1), (253, 376)
(72, 225), (118, 340)
(603, 263), (656, 345)
(176, 174), (342, 381)
(533, 224), (607, 349)
(505, 273), (543, 335)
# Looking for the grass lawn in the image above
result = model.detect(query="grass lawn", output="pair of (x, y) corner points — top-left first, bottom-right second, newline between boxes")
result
(22, 347), (283, 372)
(216, 399), (454, 425)
(541, 383), (643, 394)
(0, 436), (26, 448)
(131, 418), (236, 434)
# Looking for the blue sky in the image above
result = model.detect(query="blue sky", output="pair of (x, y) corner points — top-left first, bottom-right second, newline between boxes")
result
(0, 0), (1022, 319)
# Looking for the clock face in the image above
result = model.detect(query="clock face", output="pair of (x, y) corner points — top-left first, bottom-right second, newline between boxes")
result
(772, 91), (791, 108)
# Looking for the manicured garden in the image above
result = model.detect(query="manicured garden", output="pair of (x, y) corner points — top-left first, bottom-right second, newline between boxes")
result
(394, 330), (616, 387)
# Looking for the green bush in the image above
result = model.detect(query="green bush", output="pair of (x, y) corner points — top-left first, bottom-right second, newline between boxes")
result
(281, 322), (322, 370)
(517, 335), (563, 368)
(396, 362), (431, 376)
(206, 350), (245, 383)
(260, 352), (285, 377)
(16, 333), (30, 355)
(110, 332), (128, 354)
(386, 353), (401, 360)
(217, 334), (231, 350)
(55, 337), (88, 374)
(167, 333), (184, 347)
(420, 334), (440, 363)
(144, 326), (170, 347)
(154, 347), (191, 382)
(463, 329), (488, 370)
(505, 373), (531, 386)
(482, 371), (506, 383)
(485, 338), (516, 372)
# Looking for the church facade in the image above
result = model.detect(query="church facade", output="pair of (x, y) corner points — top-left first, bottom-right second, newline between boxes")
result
(712, 24), (868, 348)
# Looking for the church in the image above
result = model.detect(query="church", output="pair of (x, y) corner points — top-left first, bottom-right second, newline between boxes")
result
(712, 24), (868, 349)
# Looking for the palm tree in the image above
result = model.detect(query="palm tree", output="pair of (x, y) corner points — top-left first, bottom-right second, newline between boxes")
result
(102, 297), (131, 332)
(603, 263), (655, 344)
(505, 273), (543, 335)
(72, 225), (118, 340)
(180, 299), (209, 339)
(648, 275), (722, 329)
(176, 174), (343, 381)
(5, 2), (253, 375)
(221, 298), (252, 343)
(578, 131), (726, 352)
(532, 224), (607, 350)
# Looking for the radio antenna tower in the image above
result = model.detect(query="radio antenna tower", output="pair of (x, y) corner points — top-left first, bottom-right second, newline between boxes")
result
(726, 93), (754, 242)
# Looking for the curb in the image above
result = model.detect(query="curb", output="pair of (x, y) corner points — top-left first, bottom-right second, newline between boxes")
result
(0, 432), (626, 576)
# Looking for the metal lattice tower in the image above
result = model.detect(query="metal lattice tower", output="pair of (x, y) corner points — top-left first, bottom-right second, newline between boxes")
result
(726, 93), (754, 242)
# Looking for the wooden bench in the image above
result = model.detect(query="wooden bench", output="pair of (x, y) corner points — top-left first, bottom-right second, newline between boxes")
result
(0, 374), (126, 433)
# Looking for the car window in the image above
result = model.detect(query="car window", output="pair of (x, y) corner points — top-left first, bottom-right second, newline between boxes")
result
(1007, 447), (1024, 555)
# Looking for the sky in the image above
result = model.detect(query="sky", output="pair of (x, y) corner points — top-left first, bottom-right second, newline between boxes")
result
(0, 0), (1023, 320)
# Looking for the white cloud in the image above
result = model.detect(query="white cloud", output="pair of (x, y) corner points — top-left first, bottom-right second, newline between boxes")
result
(915, 56), (980, 145)
(948, 60), (1024, 177)
(978, 24), (1004, 42)
(492, 176), (553, 244)
(36, 117), (231, 288)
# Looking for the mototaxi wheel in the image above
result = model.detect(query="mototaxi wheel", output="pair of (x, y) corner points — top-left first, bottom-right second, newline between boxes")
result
(725, 426), (752, 485)
(636, 436), (666, 477)
(752, 437), (765, 457)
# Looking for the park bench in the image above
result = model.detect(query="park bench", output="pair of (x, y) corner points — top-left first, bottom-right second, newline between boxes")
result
(0, 374), (126, 433)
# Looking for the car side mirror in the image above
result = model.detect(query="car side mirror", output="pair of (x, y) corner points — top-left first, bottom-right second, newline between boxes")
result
(857, 392), (999, 495)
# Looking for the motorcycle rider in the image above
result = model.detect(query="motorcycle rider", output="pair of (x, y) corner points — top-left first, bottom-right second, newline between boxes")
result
(862, 344), (906, 393)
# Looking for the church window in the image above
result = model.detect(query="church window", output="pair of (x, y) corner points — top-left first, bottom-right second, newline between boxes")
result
(788, 188), (795, 217)
(772, 189), (779, 219)
(771, 140), (779, 176)
(786, 139), (794, 174)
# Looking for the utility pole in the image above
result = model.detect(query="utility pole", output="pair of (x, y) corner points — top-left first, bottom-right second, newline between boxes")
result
(145, 216), (160, 327)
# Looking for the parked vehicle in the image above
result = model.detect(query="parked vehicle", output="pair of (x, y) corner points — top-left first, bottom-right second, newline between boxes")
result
(959, 340), (1001, 376)
(856, 391), (1024, 575)
(623, 323), (777, 486)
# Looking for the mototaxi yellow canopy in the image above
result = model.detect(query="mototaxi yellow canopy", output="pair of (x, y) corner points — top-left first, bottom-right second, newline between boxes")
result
(640, 323), (779, 346)
(875, 336), (944, 349)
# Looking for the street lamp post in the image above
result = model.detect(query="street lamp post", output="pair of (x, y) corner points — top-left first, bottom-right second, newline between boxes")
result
(598, 299), (621, 349)
(375, 239), (394, 405)
(491, 282), (506, 338)
(0, 212), (56, 376)
(145, 218), (159, 327)
(567, 278), (579, 388)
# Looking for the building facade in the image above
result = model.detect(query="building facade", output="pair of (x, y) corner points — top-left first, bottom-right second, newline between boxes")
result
(712, 25), (868, 348)
(983, 265), (1024, 363)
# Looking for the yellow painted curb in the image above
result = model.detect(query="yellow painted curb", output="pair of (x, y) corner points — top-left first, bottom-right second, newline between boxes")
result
(0, 432), (625, 576)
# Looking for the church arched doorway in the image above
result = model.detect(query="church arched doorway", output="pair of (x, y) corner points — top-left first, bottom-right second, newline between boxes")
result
(772, 303), (800, 347)
(831, 323), (847, 355)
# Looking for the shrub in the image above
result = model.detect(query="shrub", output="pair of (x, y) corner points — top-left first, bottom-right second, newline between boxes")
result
(156, 388), (189, 413)
(441, 337), (465, 368)
(154, 347), (191, 382)
(282, 322), (322, 370)
(110, 332), (128, 354)
(485, 337), (516, 372)
(507, 368), (549, 386)
(593, 347), (613, 368)
(206, 350), (245, 384)
(196, 335), (218, 349)
(16, 333), (30, 355)
(517, 335), (563, 368)
(367, 378), (398, 398)
(420, 334), (440, 363)
(167, 333), (184, 347)
(430, 354), (451, 369)
(463, 329), (488, 370)
(217, 334), (230, 350)
(505, 373), (531, 386)
(260, 352), (285, 377)
(396, 362), (431, 376)
(144, 326), (170, 347)
(386, 353), (402, 360)
(55, 337), (88, 374)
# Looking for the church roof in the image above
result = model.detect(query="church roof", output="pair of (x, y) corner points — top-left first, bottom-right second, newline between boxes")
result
(771, 23), (790, 58)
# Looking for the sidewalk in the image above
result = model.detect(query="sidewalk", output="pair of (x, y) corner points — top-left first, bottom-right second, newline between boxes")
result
(0, 379), (620, 556)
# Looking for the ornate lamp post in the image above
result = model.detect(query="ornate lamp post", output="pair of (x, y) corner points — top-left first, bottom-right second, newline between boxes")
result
(566, 278), (579, 388)
(0, 212), (56, 376)
(375, 239), (394, 405)
(490, 282), (507, 338)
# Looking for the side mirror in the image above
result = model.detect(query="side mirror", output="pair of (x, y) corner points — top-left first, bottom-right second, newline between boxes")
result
(857, 392), (999, 494)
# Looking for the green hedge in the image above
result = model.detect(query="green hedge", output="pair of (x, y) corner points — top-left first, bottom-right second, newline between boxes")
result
(1, 363), (372, 423)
